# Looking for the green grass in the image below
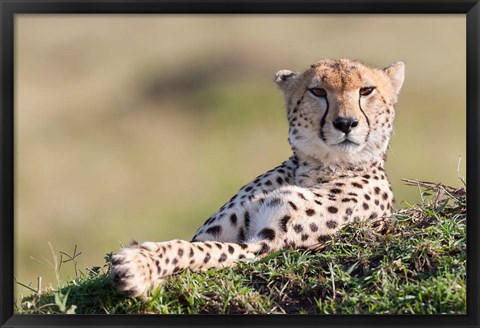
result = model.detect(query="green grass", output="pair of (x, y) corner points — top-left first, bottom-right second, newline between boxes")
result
(15, 181), (466, 314)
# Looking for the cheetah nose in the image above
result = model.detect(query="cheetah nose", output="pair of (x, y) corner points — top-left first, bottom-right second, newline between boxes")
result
(333, 116), (359, 134)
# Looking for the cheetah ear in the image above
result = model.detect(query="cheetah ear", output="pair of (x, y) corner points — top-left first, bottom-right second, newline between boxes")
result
(274, 69), (299, 92)
(383, 62), (405, 99)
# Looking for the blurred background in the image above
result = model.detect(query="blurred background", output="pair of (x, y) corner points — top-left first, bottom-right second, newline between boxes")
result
(15, 15), (466, 298)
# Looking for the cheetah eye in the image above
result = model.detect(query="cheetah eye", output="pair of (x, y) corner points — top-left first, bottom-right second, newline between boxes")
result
(359, 86), (376, 96)
(309, 88), (327, 98)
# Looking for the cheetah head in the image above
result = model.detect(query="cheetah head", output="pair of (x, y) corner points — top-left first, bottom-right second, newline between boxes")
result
(275, 59), (404, 167)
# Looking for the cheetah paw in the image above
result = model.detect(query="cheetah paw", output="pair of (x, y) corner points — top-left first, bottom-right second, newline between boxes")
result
(111, 244), (160, 297)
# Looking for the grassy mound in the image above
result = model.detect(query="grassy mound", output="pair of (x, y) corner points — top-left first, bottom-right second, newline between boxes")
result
(16, 181), (466, 314)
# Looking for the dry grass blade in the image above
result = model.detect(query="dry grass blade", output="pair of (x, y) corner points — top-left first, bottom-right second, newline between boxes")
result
(401, 179), (466, 199)
(401, 178), (466, 212)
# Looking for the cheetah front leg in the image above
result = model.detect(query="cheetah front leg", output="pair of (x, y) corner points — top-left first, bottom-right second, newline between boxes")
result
(111, 239), (266, 297)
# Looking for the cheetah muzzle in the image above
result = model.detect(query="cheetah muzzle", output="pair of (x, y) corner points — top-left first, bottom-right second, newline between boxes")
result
(111, 58), (405, 297)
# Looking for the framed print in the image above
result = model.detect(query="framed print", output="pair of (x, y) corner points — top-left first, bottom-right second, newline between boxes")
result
(1, 1), (479, 328)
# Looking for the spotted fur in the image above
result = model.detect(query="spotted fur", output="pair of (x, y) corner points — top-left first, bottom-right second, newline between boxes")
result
(111, 59), (405, 297)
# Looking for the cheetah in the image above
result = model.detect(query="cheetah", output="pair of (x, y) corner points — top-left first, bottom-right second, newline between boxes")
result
(111, 58), (405, 297)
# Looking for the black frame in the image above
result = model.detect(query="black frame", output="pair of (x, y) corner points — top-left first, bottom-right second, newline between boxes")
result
(1, 1), (478, 327)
